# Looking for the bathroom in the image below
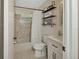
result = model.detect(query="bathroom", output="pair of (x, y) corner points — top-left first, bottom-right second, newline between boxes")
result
(2, 0), (79, 59)
(14, 0), (63, 59)
(5, 0), (64, 59)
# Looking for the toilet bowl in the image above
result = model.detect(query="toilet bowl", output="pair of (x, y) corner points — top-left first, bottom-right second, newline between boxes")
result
(33, 42), (46, 57)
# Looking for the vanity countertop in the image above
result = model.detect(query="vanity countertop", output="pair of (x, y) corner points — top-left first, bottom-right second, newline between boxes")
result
(47, 36), (63, 45)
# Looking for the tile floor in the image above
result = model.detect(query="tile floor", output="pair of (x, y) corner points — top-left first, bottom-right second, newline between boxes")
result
(14, 43), (47, 59)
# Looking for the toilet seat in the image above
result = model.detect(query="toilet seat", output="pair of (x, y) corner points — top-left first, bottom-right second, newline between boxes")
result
(33, 42), (46, 50)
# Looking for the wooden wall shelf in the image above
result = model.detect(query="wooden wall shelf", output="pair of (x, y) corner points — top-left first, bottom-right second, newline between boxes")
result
(42, 5), (56, 27)
(42, 15), (56, 19)
(42, 7), (56, 13)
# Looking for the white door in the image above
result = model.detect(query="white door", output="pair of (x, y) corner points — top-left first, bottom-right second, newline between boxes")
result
(63, 0), (68, 58)
(59, 1), (66, 59)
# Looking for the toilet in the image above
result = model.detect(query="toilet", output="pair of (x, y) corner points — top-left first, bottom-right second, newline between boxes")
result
(33, 42), (46, 57)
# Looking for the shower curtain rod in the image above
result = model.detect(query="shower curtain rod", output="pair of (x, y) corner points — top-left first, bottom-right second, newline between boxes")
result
(14, 6), (43, 11)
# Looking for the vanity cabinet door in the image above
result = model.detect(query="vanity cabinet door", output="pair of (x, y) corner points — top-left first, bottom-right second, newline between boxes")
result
(48, 44), (52, 59)
(48, 43), (63, 59)
(51, 49), (63, 59)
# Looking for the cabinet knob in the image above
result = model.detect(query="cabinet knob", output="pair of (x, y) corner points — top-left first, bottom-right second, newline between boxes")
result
(62, 46), (66, 52)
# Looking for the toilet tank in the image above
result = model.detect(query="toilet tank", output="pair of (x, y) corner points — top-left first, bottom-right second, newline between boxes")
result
(42, 35), (48, 44)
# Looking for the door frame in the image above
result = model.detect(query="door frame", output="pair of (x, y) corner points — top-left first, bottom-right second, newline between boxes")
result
(63, 0), (78, 59)
(4, 0), (78, 59)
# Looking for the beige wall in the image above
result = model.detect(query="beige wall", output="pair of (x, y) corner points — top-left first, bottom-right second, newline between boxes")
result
(40, 0), (63, 40)
(0, 0), (3, 59)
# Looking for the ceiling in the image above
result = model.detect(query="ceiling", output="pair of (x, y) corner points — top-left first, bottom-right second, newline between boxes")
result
(16, 0), (47, 9)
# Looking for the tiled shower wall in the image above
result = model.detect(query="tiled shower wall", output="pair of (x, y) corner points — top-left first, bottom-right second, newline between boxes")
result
(15, 8), (33, 43)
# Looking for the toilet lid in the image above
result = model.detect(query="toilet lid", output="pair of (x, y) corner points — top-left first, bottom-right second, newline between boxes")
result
(33, 43), (46, 50)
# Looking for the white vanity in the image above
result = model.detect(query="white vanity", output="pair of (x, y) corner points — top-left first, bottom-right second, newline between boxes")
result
(43, 36), (63, 59)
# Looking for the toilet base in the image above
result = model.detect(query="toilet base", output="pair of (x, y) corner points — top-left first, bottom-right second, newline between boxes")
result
(34, 48), (46, 57)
